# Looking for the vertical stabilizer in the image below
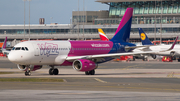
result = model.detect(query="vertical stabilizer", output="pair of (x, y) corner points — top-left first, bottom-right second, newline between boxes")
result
(110, 8), (133, 42)
(2, 37), (7, 50)
(98, 28), (109, 41)
(138, 28), (153, 45)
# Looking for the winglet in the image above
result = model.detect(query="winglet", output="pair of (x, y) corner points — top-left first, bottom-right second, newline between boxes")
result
(168, 36), (178, 50)
(160, 36), (178, 52)
(2, 37), (7, 49)
(98, 28), (109, 41)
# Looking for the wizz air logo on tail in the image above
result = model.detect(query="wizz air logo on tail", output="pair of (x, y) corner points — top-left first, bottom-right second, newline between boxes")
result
(37, 43), (59, 57)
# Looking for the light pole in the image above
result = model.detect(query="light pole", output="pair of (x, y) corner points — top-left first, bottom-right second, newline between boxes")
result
(28, 0), (31, 40)
(50, 17), (53, 35)
(50, 17), (53, 24)
(23, 0), (26, 40)
(160, 0), (162, 44)
(83, 0), (85, 40)
(154, 0), (156, 42)
(77, 0), (79, 40)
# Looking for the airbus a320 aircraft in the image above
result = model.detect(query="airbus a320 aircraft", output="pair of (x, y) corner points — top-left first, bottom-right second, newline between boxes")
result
(8, 8), (157, 76)
(1, 37), (10, 56)
(133, 28), (178, 60)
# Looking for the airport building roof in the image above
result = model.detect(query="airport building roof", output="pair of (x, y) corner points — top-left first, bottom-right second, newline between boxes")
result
(96, 0), (172, 3)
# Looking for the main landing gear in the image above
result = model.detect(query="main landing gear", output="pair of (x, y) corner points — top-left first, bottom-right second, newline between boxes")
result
(85, 69), (95, 75)
(49, 66), (59, 75)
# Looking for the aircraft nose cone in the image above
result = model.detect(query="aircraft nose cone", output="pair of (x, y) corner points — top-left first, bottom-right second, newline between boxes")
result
(8, 52), (17, 63)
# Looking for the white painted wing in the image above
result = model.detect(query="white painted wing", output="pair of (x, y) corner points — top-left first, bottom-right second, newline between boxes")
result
(66, 51), (158, 61)
(125, 45), (154, 49)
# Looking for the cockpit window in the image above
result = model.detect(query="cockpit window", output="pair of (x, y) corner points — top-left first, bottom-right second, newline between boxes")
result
(22, 47), (25, 50)
(12, 47), (29, 51)
(12, 47), (15, 50)
(25, 47), (29, 51)
(15, 47), (21, 50)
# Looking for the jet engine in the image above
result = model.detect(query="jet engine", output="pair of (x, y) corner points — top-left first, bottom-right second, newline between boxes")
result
(17, 64), (42, 71)
(72, 59), (98, 72)
(170, 51), (176, 56)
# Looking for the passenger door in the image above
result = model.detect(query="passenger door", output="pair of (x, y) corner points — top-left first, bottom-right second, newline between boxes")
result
(33, 44), (39, 56)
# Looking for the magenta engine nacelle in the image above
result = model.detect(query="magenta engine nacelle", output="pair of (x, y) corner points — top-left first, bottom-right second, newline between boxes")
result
(72, 59), (98, 72)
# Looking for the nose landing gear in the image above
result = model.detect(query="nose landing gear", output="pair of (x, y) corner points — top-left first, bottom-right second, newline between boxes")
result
(25, 71), (31, 76)
(25, 67), (31, 76)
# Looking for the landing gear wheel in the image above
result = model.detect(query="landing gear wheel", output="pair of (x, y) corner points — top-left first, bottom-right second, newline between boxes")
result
(25, 71), (31, 76)
(53, 68), (59, 75)
(89, 70), (95, 75)
(178, 59), (180, 62)
(49, 68), (53, 75)
(133, 56), (135, 61)
(85, 71), (89, 75)
(143, 57), (147, 61)
(85, 70), (95, 75)
(49, 68), (59, 75)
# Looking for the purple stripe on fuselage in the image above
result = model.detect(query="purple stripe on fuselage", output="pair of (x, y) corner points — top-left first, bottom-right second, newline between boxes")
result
(68, 41), (113, 56)
(114, 8), (133, 35)
(60, 60), (73, 66)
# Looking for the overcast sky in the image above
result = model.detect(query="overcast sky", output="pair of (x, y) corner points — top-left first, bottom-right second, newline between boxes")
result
(0, 0), (108, 25)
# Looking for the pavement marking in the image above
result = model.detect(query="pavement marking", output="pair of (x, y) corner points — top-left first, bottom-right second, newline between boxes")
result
(121, 65), (139, 70)
(167, 72), (174, 78)
(94, 78), (107, 83)
(63, 79), (67, 82)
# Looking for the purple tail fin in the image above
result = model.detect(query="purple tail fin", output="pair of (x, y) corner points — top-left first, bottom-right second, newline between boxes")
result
(2, 37), (7, 49)
(110, 8), (133, 42)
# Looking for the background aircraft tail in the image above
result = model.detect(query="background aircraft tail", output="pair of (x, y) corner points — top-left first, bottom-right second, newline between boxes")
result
(2, 37), (7, 50)
(110, 8), (133, 42)
(98, 28), (109, 41)
(138, 28), (154, 45)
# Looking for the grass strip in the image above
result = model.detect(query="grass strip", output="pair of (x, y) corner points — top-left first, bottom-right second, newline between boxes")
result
(0, 78), (64, 82)
(0, 72), (14, 74)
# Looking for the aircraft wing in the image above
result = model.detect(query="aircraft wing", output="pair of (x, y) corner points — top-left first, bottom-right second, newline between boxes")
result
(2, 50), (10, 56)
(160, 36), (178, 52)
(66, 36), (178, 61)
(66, 51), (159, 61)
(125, 45), (155, 50)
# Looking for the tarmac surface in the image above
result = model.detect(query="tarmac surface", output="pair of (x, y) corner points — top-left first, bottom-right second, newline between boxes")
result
(1, 57), (180, 101)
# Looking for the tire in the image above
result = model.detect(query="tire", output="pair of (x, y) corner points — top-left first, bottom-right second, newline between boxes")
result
(53, 68), (59, 75)
(143, 57), (147, 61)
(28, 72), (31, 76)
(133, 56), (135, 61)
(25, 71), (31, 76)
(85, 71), (89, 75)
(25, 71), (28, 76)
(178, 59), (180, 62)
(89, 70), (95, 75)
(49, 68), (53, 75)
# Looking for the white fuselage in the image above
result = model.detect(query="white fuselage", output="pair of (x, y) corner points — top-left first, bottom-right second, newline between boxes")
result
(133, 44), (180, 56)
(8, 41), (71, 65)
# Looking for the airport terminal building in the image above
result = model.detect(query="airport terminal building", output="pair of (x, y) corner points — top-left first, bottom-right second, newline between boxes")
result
(0, 0), (180, 45)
